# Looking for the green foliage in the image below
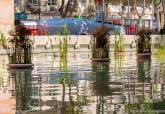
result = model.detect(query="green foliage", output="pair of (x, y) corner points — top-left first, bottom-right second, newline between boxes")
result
(8, 26), (32, 64)
(156, 46), (165, 57)
(114, 29), (125, 53)
(126, 96), (154, 114)
(56, 24), (71, 85)
(0, 76), (4, 88)
(91, 26), (111, 58)
(0, 27), (33, 64)
(154, 0), (161, 5)
(0, 32), (6, 47)
(137, 26), (152, 54)
(114, 55), (125, 77)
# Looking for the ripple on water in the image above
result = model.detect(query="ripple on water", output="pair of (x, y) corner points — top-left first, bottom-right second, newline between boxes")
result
(0, 52), (165, 114)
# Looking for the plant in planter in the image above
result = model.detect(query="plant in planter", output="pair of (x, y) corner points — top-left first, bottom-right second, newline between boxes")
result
(114, 29), (125, 55)
(91, 26), (111, 62)
(136, 26), (152, 54)
(0, 25), (33, 68)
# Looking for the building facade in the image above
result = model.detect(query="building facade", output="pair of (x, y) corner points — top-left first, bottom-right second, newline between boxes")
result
(0, 0), (14, 36)
(14, 0), (96, 20)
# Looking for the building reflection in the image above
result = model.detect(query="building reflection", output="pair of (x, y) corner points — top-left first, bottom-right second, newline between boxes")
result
(2, 53), (165, 114)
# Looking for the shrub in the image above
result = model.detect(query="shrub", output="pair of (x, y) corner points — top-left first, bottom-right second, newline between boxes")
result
(137, 26), (152, 53)
(91, 26), (111, 58)
(0, 25), (33, 64)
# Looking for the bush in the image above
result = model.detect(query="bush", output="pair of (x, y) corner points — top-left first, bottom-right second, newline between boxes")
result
(91, 26), (111, 58)
(137, 26), (152, 53)
(0, 25), (33, 64)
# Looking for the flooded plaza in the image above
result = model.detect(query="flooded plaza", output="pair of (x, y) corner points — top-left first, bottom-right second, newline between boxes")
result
(0, 50), (165, 114)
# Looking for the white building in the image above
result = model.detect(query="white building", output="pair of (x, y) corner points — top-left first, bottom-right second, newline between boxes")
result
(14, 0), (96, 19)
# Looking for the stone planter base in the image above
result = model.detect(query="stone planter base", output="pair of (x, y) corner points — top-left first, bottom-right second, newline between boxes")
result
(7, 64), (34, 69)
(114, 52), (125, 56)
(91, 58), (110, 63)
(137, 53), (151, 59)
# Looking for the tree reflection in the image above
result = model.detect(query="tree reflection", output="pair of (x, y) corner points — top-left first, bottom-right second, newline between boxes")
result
(137, 56), (151, 82)
(92, 63), (110, 96)
(92, 63), (110, 114)
(126, 56), (153, 114)
(9, 69), (32, 111)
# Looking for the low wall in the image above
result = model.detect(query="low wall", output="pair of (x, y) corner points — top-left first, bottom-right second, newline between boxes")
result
(31, 35), (163, 48)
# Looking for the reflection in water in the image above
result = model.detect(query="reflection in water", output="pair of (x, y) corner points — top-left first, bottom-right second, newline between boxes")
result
(92, 63), (110, 96)
(1, 52), (165, 114)
(114, 55), (125, 78)
(126, 57), (153, 114)
(92, 63), (110, 114)
(9, 69), (32, 111)
(137, 56), (151, 81)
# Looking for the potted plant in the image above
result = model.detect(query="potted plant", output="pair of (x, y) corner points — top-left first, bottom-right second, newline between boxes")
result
(91, 26), (111, 62)
(136, 26), (152, 57)
(0, 25), (34, 69)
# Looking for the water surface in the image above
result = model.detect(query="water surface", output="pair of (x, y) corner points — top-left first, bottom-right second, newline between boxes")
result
(0, 51), (165, 114)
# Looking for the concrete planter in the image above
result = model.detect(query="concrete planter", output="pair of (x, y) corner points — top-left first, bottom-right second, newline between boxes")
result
(91, 58), (110, 63)
(7, 64), (34, 69)
(114, 52), (125, 56)
(137, 53), (151, 59)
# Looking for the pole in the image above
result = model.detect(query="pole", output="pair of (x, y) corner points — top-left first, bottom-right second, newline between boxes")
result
(102, 0), (105, 23)
(38, 0), (41, 20)
(128, 0), (130, 25)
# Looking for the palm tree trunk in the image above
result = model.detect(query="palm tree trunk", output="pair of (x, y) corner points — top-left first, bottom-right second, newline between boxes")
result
(155, 7), (161, 33)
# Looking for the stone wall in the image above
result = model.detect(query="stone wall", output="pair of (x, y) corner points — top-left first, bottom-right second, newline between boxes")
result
(31, 35), (162, 48)
(0, 0), (14, 36)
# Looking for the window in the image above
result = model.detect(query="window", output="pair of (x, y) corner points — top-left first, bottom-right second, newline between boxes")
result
(29, 0), (38, 5)
(14, 0), (18, 4)
(32, 87), (39, 96)
(31, 99), (39, 107)
(48, 0), (55, 5)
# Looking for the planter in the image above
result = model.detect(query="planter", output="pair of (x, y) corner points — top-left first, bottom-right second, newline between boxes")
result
(7, 64), (34, 69)
(137, 53), (151, 59)
(114, 52), (125, 56)
(91, 58), (110, 63)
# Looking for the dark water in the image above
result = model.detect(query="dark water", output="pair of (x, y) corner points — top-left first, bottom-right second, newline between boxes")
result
(0, 51), (165, 114)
